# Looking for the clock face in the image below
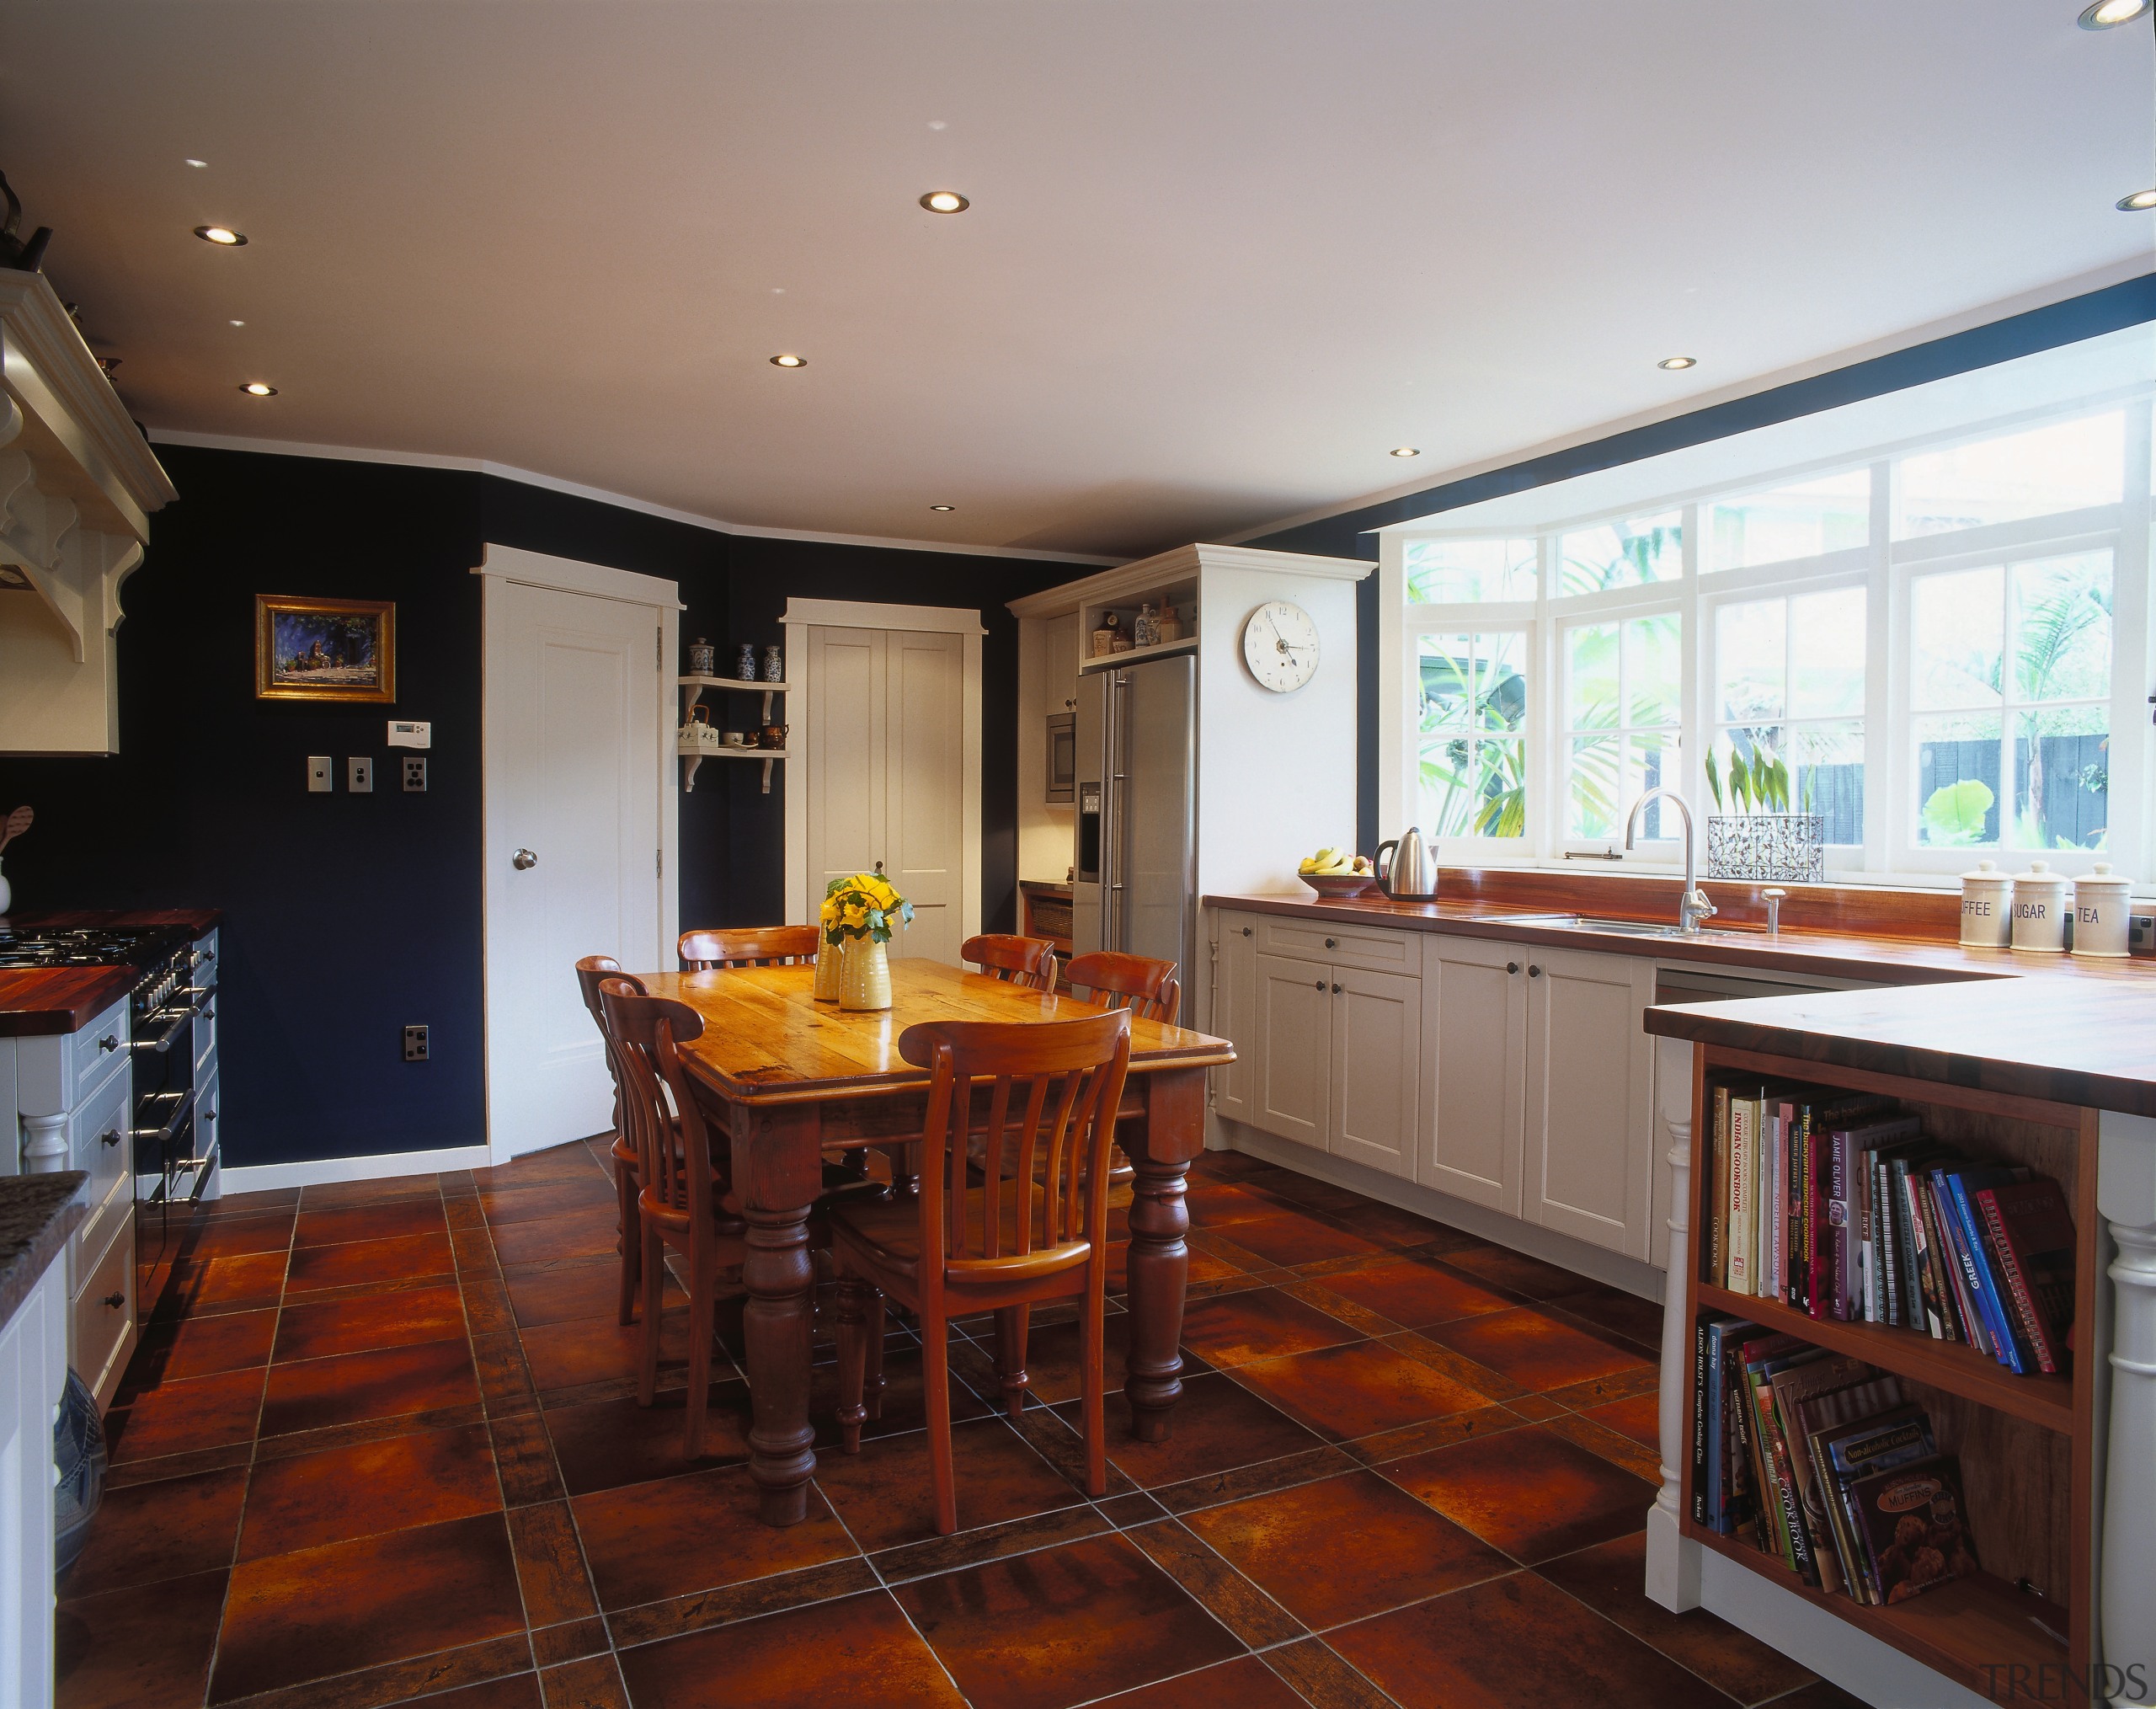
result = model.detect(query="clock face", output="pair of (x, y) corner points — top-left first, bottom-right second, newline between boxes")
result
(1241, 601), (1320, 692)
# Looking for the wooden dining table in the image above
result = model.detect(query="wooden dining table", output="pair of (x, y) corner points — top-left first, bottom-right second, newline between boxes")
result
(640, 957), (1236, 1526)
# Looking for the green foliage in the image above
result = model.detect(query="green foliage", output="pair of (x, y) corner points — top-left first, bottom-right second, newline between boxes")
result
(1705, 749), (1722, 812)
(1921, 779), (1995, 846)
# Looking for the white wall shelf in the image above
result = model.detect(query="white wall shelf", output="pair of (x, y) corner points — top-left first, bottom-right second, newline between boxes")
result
(1075, 635), (1199, 674)
(678, 676), (788, 792)
(677, 740), (787, 793)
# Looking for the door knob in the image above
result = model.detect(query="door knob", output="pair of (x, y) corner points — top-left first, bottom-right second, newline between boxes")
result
(512, 848), (537, 870)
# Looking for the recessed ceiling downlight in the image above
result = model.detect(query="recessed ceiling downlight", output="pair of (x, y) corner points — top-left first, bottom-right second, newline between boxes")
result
(184, 158), (208, 168)
(929, 504), (955, 512)
(241, 382), (277, 396)
(919, 190), (969, 213)
(1658, 355), (1699, 370)
(769, 353), (807, 368)
(2080, 0), (2148, 27)
(1389, 446), (1420, 458)
(195, 225), (246, 246)
(2118, 189), (2156, 211)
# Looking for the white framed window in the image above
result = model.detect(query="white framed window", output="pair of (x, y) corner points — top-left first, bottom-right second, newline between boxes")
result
(1379, 360), (2153, 888)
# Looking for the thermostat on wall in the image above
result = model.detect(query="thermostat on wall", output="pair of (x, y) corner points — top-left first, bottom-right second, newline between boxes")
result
(387, 720), (431, 749)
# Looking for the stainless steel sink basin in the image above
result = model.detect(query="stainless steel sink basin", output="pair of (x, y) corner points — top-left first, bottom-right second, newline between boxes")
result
(1494, 912), (1692, 938)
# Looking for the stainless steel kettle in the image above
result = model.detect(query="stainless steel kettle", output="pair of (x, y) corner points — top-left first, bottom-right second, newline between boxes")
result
(1373, 826), (1438, 900)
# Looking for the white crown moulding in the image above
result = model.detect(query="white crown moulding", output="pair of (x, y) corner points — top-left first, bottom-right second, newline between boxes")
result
(0, 269), (178, 756)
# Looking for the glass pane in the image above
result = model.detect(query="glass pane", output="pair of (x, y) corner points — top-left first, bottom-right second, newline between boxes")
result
(1789, 587), (1867, 718)
(1790, 720), (1865, 844)
(1557, 511), (1682, 595)
(1911, 565), (2004, 710)
(1418, 736), (1529, 841)
(1568, 734), (1620, 839)
(1914, 713), (2003, 846)
(1565, 622), (1619, 730)
(1895, 412), (2125, 538)
(2011, 705), (2108, 852)
(1627, 733), (1672, 837)
(2009, 552), (2112, 705)
(1405, 538), (1537, 604)
(1417, 633), (1527, 841)
(1705, 471), (1870, 569)
(1417, 633), (1528, 734)
(1716, 599), (1786, 724)
(1625, 613), (1682, 727)
(1711, 724), (1790, 814)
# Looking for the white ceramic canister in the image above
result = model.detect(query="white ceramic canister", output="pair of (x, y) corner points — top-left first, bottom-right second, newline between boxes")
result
(2009, 859), (2070, 953)
(2072, 862), (2133, 959)
(1958, 859), (2013, 949)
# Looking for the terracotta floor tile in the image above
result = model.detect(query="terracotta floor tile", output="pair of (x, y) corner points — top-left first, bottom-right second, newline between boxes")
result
(805, 1343), (994, 1445)
(1230, 1339), (1496, 1442)
(1243, 1172), (1369, 1213)
(1581, 1391), (1662, 1452)
(1183, 1179), (1293, 1229)
(1183, 1470), (1511, 1630)
(239, 1420), (501, 1559)
(298, 1173), (445, 1209)
(543, 1385), (753, 1495)
(1213, 1212), (1385, 1269)
(1309, 1255), (1519, 1329)
(539, 1653), (630, 1709)
(167, 1250), (289, 1312)
(107, 1365), (265, 1464)
(616, 1588), (964, 1708)
(1544, 1282), (1664, 1349)
(1433, 1245), (1598, 1300)
(272, 1281), (467, 1363)
(507, 1261), (671, 1328)
(210, 1512), (524, 1702)
(574, 1461), (855, 1610)
(284, 1230), (457, 1293)
(814, 1416), (1086, 1551)
(1088, 1653), (1309, 1709)
(1419, 1306), (1650, 1392)
(55, 1567), (228, 1709)
(1177, 1287), (1361, 1368)
(974, 1311), (1159, 1407)
(208, 1187), (302, 1217)
(396, 1675), (546, 1709)
(895, 1530), (1243, 1709)
(294, 1199), (449, 1248)
(1056, 1371), (1323, 1489)
(259, 1337), (480, 1437)
(183, 1214), (296, 1261)
(1331, 1570), (1734, 1709)
(480, 1177), (620, 1225)
(1381, 1424), (1657, 1562)
(472, 1147), (608, 1191)
(126, 1307), (278, 1386)
(521, 1307), (691, 1393)
(1536, 1532), (1817, 1704)
(1322, 1201), (1453, 1250)
(61, 1465), (247, 1598)
(492, 1208), (622, 1268)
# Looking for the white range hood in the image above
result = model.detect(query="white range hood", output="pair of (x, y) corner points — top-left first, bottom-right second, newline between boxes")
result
(0, 269), (176, 755)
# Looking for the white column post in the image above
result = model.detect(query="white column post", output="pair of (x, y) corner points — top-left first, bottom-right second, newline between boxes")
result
(1646, 1034), (1703, 1611)
(2100, 1112), (2156, 1707)
(21, 1111), (65, 1173)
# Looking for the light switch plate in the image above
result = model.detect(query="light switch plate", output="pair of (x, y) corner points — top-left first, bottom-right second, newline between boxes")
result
(348, 756), (373, 793)
(307, 755), (332, 793)
(402, 755), (428, 793)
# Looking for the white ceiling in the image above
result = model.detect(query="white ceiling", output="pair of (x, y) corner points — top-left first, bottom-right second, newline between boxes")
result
(3, 1), (2151, 561)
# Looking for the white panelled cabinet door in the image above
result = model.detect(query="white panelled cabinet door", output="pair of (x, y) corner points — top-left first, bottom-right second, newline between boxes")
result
(1329, 965), (1419, 1178)
(1251, 952), (1330, 1150)
(1524, 945), (1657, 1258)
(1210, 915), (1258, 1127)
(1420, 936), (1527, 1215)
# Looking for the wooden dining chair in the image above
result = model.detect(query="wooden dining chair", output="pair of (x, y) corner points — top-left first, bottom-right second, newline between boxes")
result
(959, 933), (1059, 992)
(829, 1007), (1132, 1534)
(680, 924), (821, 970)
(1064, 950), (1180, 1024)
(598, 977), (739, 1457)
(575, 955), (649, 1326)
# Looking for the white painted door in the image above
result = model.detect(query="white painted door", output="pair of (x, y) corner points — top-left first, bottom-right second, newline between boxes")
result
(1524, 945), (1656, 1258)
(1251, 952), (1329, 1150)
(484, 579), (666, 1159)
(1330, 965), (1419, 1178)
(1419, 935), (1527, 1214)
(803, 626), (965, 965)
(1210, 912), (1257, 1127)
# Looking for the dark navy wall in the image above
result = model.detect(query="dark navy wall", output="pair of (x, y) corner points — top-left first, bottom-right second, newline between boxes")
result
(0, 446), (1082, 1168)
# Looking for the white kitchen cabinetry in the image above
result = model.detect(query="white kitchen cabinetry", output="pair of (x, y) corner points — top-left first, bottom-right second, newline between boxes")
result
(1330, 965), (1421, 1177)
(1523, 944), (1657, 1260)
(1419, 936), (1528, 1213)
(1210, 916), (1258, 1127)
(1250, 952), (1331, 1150)
(2, 1237), (67, 1709)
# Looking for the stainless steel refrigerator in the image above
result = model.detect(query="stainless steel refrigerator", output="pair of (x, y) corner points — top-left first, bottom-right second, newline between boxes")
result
(1072, 654), (1196, 992)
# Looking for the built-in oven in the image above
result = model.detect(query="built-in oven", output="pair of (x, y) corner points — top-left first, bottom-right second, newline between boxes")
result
(1046, 710), (1075, 804)
(131, 937), (218, 1293)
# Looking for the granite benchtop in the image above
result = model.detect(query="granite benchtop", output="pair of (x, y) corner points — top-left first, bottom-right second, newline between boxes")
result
(0, 1172), (86, 1331)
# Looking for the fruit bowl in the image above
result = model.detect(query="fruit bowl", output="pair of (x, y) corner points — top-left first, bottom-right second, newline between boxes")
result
(1300, 872), (1379, 900)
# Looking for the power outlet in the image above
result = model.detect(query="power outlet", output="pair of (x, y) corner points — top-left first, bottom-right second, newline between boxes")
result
(348, 756), (373, 793)
(307, 755), (332, 793)
(403, 1024), (430, 1062)
(402, 755), (428, 793)
(2132, 913), (2154, 954)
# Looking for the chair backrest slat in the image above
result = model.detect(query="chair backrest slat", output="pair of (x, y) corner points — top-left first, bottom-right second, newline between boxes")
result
(1065, 951), (1179, 1025)
(680, 924), (820, 971)
(599, 980), (718, 1246)
(959, 933), (1058, 992)
(576, 956), (647, 1137)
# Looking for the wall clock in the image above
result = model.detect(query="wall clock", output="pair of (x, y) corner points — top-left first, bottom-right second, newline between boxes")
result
(1241, 601), (1319, 693)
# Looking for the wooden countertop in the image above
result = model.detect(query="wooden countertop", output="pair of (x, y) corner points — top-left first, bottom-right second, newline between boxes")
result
(0, 908), (223, 1038)
(1206, 889), (2156, 1114)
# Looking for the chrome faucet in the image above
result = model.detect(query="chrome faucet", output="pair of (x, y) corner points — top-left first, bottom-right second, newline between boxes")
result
(1624, 787), (1716, 937)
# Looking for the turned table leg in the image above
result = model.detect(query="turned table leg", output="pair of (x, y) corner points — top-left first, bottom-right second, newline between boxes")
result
(732, 1103), (823, 1527)
(1123, 1067), (1202, 1445)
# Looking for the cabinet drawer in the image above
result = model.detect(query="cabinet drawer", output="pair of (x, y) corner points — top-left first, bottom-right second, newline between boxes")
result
(71, 1215), (136, 1408)
(1255, 915), (1417, 975)
(69, 1061), (132, 1215)
(71, 996), (131, 1108)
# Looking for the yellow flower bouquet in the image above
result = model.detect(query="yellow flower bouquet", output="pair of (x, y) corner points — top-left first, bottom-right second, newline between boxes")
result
(819, 872), (914, 944)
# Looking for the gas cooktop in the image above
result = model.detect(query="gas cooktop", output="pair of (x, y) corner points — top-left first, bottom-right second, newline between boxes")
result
(0, 927), (169, 969)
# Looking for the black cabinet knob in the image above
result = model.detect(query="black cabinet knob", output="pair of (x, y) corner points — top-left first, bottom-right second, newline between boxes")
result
(1331, 982), (1342, 994)
(1324, 937), (1337, 948)
(1506, 961), (1520, 974)
(99, 1129), (120, 1148)
(1529, 964), (1542, 977)
(1314, 979), (1325, 990)
(102, 1291), (125, 1310)
(1241, 927), (1251, 937)
(99, 1034), (119, 1053)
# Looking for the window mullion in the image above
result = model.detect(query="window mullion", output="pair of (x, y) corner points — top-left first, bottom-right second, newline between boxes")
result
(1865, 461), (1895, 871)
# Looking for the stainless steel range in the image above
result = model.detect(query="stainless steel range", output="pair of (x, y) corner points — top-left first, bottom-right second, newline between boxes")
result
(128, 936), (218, 1214)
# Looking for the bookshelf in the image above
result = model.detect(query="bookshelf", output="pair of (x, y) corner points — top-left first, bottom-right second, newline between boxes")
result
(1677, 1040), (2100, 1705)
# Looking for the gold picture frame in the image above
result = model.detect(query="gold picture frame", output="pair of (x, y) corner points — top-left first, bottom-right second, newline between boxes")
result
(255, 595), (396, 703)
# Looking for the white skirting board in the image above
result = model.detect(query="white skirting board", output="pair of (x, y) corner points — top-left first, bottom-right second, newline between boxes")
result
(217, 1145), (494, 1194)
(1217, 1123), (1665, 1303)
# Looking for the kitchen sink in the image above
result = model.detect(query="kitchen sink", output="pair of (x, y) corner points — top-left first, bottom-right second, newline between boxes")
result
(1492, 912), (1763, 939)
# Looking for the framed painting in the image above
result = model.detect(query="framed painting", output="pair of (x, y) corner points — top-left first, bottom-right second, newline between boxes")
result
(255, 595), (396, 703)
